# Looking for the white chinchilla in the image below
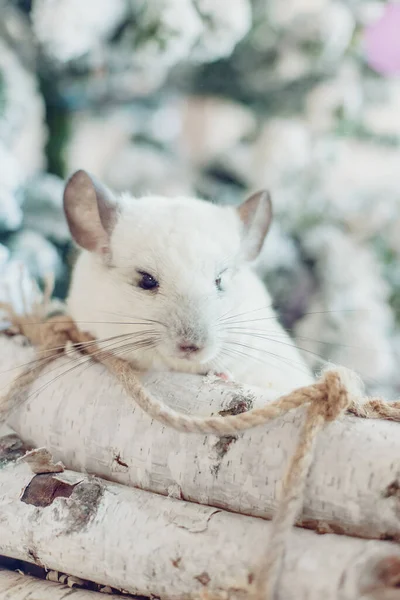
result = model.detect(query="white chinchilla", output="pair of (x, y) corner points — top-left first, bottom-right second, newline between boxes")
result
(64, 170), (314, 393)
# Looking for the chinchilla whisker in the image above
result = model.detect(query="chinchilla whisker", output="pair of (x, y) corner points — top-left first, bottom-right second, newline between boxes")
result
(218, 303), (275, 323)
(210, 354), (231, 376)
(106, 338), (161, 357)
(222, 325), (374, 352)
(99, 309), (168, 328)
(222, 334), (380, 387)
(20, 334), (161, 404)
(19, 357), (97, 405)
(0, 330), (154, 376)
(222, 339), (314, 376)
(221, 328), (330, 363)
(1, 319), (161, 327)
(0, 333), (131, 377)
(217, 345), (289, 376)
(219, 343), (280, 369)
(222, 308), (370, 328)
(1, 330), (159, 395)
(105, 340), (160, 361)
(221, 329), (348, 367)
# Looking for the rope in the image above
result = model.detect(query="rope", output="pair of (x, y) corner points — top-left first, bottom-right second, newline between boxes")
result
(1, 306), (400, 600)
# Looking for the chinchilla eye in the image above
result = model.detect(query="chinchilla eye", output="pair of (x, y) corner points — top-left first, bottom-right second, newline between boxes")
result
(216, 268), (229, 291)
(138, 271), (159, 291)
(215, 274), (223, 291)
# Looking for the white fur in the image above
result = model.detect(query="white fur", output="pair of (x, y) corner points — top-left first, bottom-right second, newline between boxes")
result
(67, 193), (314, 393)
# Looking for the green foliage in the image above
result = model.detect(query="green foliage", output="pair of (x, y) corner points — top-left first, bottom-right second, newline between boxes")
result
(39, 76), (70, 178)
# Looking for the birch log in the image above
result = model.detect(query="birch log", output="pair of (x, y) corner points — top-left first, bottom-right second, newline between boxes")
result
(0, 434), (400, 600)
(0, 568), (122, 599)
(1, 336), (400, 540)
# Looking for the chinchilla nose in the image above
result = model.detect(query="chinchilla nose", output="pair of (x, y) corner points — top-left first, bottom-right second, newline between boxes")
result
(178, 340), (201, 354)
(173, 299), (210, 353)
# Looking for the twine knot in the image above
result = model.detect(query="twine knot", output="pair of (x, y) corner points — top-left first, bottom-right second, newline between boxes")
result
(316, 370), (351, 422)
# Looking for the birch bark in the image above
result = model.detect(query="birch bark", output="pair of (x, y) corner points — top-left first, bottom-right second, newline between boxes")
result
(1, 336), (399, 541)
(0, 567), (122, 599)
(0, 434), (399, 600)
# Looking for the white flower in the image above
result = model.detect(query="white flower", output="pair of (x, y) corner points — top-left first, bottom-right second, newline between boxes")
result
(295, 226), (395, 389)
(191, 0), (252, 61)
(269, 0), (354, 56)
(363, 80), (400, 137)
(0, 143), (23, 232)
(7, 230), (63, 280)
(128, 0), (203, 70)
(22, 175), (70, 244)
(317, 140), (400, 231)
(0, 39), (45, 176)
(31, 0), (127, 62)
(179, 96), (255, 165)
(269, 0), (328, 29)
(0, 259), (41, 317)
(306, 62), (363, 132)
(250, 118), (312, 193)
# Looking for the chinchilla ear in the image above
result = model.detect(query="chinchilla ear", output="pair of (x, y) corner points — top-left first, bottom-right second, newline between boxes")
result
(63, 170), (119, 254)
(237, 190), (272, 261)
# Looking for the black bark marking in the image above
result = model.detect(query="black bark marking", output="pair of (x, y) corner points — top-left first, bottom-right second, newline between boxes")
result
(218, 393), (254, 417)
(195, 571), (210, 586)
(114, 453), (129, 468)
(27, 547), (42, 565)
(211, 435), (237, 477)
(20, 474), (103, 535)
(64, 479), (103, 534)
(21, 474), (77, 507)
(214, 435), (237, 458)
(384, 481), (400, 499)
(171, 557), (182, 568)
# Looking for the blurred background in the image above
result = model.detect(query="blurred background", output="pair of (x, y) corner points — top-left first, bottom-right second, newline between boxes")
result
(0, 0), (400, 397)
